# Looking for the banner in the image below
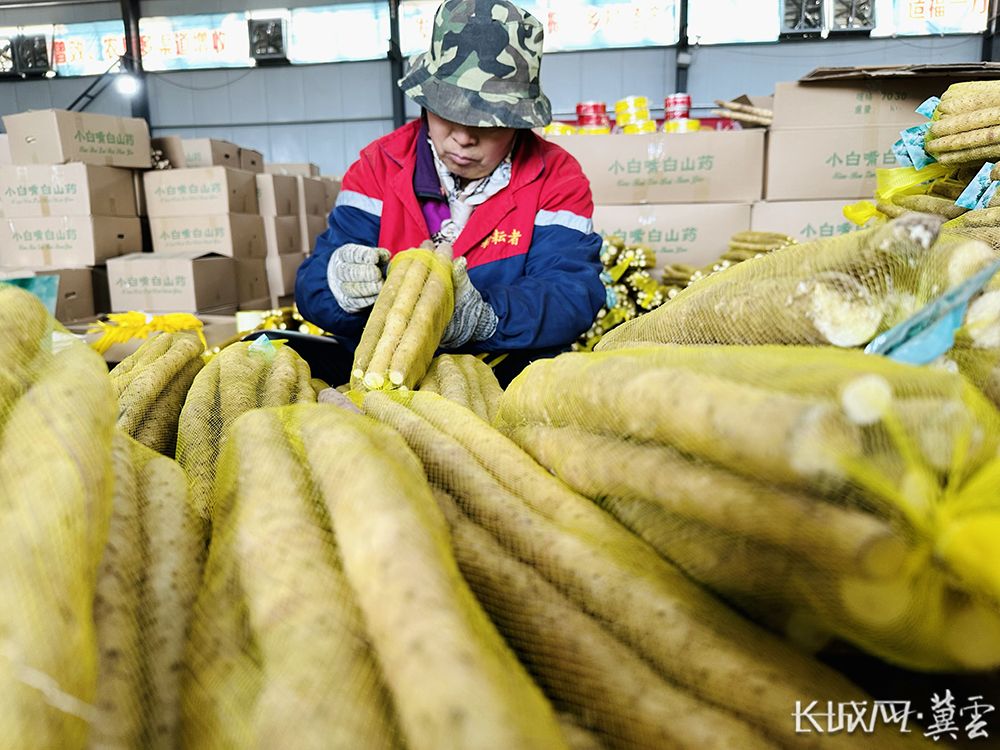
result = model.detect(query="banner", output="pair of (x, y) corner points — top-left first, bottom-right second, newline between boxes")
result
(687, 0), (779, 44)
(138, 14), (251, 71)
(288, 3), (390, 64)
(401, 0), (679, 58)
(51, 20), (124, 77)
(872, 0), (988, 36)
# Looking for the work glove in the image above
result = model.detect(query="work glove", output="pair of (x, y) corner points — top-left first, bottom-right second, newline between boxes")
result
(326, 243), (390, 313)
(440, 257), (499, 349)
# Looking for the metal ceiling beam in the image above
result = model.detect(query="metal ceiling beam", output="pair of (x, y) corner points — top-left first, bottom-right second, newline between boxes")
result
(119, 0), (149, 122)
(675, 0), (689, 93)
(387, 0), (405, 128)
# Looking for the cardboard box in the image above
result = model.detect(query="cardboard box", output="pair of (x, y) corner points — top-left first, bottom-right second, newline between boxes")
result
(0, 164), (137, 218)
(144, 167), (259, 217)
(552, 131), (764, 205)
(236, 257), (270, 301)
(0, 266), (95, 322)
(50, 266), (95, 321)
(320, 176), (341, 211)
(765, 126), (901, 201)
(266, 252), (304, 298)
(266, 162), (320, 178)
(592, 203), (751, 268)
(152, 136), (240, 169)
(801, 62), (1000, 81)
(297, 176), (328, 216)
(751, 200), (864, 242)
(0, 135), (11, 165)
(181, 138), (240, 169)
(256, 174), (300, 216)
(300, 213), (327, 254)
(150, 214), (265, 259)
(107, 251), (237, 313)
(771, 79), (947, 129)
(263, 215), (302, 256)
(3, 109), (152, 168)
(1, 216), (141, 268)
(239, 147), (264, 173)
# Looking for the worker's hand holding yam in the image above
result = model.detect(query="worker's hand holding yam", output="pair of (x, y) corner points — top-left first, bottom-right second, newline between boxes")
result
(440, 257), (499, 349)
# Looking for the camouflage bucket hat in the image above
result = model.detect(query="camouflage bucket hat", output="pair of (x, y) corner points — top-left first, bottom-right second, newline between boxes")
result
(398, 0), (552, 129)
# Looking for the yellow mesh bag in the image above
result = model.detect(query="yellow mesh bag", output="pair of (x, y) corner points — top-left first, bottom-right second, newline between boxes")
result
(183, 404), (565, 749)
(2, 276), (986, 748)
(416, 353), (503, 421)
(495, 345), (1000, 673)
(950, 346), (1000, 408)
(110, 332), (205, 457)
(360, 390), (929, 748)
(0, 285), (115, 748)
(93, 433), (200, 748)
(175, 337), (316, 524)
(352, 244), (456, 391)
(928, 269), (1000, 408)
(597, 214), (1000, 350)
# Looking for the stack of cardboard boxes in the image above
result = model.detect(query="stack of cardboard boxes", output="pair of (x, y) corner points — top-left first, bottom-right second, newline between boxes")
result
(256, 170), (301, 308)
(106, 137), (269, 314)
(756, 76), (946, 241)
(553, 130), (764, 269)
(0, 109), (150, 322)
(152, 135), (262, 174)
(265, 162), (332, 305)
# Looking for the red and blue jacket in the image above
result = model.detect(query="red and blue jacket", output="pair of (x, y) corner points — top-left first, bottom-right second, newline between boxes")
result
(295, 118), (605, 352)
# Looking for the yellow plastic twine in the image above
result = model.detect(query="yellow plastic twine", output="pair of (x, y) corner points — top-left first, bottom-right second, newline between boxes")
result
(875, 163), (951, 203)
(87, 311), (207, 354)
(846, 163), (955, 225)
(843, 200), (883, 227)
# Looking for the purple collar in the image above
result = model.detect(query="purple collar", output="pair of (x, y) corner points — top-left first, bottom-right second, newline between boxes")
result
(413, 119), (445, 202)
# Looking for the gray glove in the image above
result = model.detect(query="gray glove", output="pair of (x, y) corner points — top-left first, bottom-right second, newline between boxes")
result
(440, 257), (498, 349)
(327, 243), (390, 313)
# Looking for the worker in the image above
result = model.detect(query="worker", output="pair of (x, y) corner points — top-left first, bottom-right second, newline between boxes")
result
(295, 0), (604, 381)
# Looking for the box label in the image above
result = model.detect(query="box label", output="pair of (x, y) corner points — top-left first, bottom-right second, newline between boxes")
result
(9, 226), (79, 244)
(605, 153), (717, 191)
(150, 180), (224, 205)
(797, 220), (858, 239)
(156, 224), (228, 248)
(115, 273), (190, 294)
(822, 147), (898, 183)
(3, 181), (80, 210)
(72, 128), (139, 159)
(593, 203), (750, 267)
(601, 223), (701, 256)
(848, 87), (912, 119)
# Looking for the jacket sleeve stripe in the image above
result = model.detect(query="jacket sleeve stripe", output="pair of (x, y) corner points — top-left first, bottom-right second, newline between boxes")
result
(336, 189), (384, 218)
(534, 208), (593, 235)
